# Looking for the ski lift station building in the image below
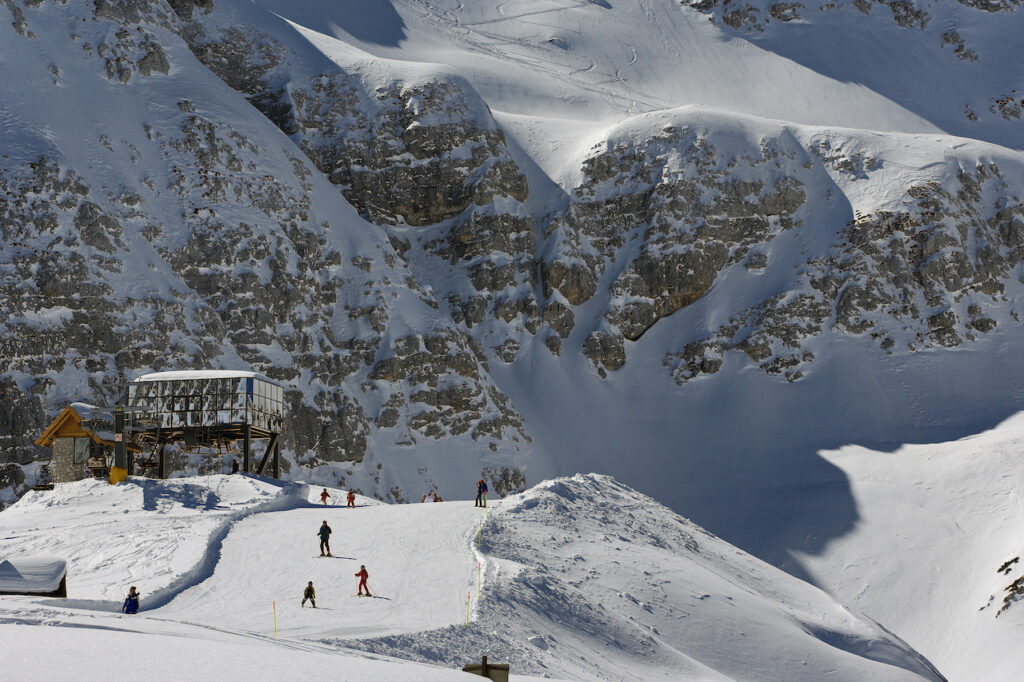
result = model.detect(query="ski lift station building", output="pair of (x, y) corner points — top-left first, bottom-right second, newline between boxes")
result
(127, 370), (286, 478)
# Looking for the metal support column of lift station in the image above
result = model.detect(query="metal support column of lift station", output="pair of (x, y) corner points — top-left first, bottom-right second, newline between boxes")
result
(114, 406), (127, 471)
(157, 443), (166, 480)
(242, 423), (250, 474)
(254, 433), (281, 478)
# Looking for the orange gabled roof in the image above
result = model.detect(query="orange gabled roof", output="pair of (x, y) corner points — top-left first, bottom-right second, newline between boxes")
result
(34, 405), (85, 448)
(34, 405), (142, 452)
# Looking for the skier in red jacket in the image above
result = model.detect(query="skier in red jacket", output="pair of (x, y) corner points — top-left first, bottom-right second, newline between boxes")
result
(347, 490), (356, 508)
(320, 488), (331, 505)
(355, 565), (371, 596)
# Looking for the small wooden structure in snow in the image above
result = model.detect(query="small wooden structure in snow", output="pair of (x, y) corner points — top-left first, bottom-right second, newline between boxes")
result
(462, 655), (509, 681)
(0, 557), (68, 598)
(34, 403), (141, 484)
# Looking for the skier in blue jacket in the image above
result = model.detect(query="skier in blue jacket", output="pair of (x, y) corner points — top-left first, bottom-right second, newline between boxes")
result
(318, 520), (332, 556)
(122, 586), (140, 614)
(475, 479), (488, 507)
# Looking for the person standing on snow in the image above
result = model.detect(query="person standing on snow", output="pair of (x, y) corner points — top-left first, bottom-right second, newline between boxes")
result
(355, 565), (371, 596)
(320, 488), (331, 505)
(347, 490), (356, 508)
(475, 479), (488, 507)
(122, 586), (140, 614)
(318, 520), (333, 556)
(302, 581), (316, 608)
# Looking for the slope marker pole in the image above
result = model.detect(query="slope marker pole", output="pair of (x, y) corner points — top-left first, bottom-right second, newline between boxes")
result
(466, 591), (471, 627)
(273, 601), (277, 636)
(477, 561), (481, 600)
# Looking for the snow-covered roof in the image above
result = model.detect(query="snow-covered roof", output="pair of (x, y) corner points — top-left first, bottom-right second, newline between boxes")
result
(0, 557), (67, 593)
(133, 370), (283, 386)
(69, 402), (110, 422)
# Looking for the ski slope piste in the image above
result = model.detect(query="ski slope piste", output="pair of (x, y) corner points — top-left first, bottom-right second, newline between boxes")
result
(0, 473), (942, 681)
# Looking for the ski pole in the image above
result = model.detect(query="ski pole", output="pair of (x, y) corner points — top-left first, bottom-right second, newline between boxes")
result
(273, 601), (277, 636)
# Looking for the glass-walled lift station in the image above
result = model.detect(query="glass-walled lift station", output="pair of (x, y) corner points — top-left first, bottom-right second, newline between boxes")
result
(127, 370), (285, 477)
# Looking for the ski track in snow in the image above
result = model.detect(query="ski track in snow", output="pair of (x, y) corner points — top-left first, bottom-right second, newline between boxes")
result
(416, 0), (673, 113)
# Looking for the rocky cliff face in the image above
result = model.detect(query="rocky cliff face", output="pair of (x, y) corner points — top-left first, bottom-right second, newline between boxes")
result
(547, 123), (808, 374)
(2, 0), (1024, 508)
(666, 144), (1024, 384)
(0, 0), (530, 502)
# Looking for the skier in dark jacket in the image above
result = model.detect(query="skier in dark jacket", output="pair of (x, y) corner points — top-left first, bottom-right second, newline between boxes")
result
(355, 565), (371, 596)
(122, 586), (140, 614)
(318, 520), (332, 556)
(302, 581), (316, 608)
(475, 479), (488, 507)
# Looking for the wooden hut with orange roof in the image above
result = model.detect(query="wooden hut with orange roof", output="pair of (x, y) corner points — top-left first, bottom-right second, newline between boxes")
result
(34, 403), (141, 484)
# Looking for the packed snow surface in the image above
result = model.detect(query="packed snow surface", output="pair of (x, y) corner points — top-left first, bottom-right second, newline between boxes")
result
(0, 474), (943, 681)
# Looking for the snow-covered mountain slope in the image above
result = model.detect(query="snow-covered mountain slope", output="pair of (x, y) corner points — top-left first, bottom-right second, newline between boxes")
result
(248, 0), (1023, 162)
(2, 0), (1024, 676)
(0, 474), (944, 681)
(343, 473), (944, 681)
(794, 411), (1024, 682)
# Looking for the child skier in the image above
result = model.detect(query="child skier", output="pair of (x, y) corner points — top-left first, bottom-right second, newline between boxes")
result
(302, 581), (316, 608)
(318, 520), (332, 556)
(347, 489), (356, 508)
(319, 488), (331, 505)
(121, 586), (140, 614)
(355, 565), (371, 597)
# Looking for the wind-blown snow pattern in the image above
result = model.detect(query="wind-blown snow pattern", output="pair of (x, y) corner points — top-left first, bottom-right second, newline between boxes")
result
(3, 0), (1024, 679)
(0, 473), (944, 680)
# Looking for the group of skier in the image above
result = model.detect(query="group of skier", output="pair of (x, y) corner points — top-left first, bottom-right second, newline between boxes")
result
(305, 488), (372, 607)
(303, 479), (489, 607)
(303, 565), (370, 608)
(320, 488), (356, 507)
(122, 478), (491, 615)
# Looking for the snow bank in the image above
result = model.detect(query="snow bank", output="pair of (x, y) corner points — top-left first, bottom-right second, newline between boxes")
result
(0, 475), (309, 603)
(0, 558), (66, 594)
